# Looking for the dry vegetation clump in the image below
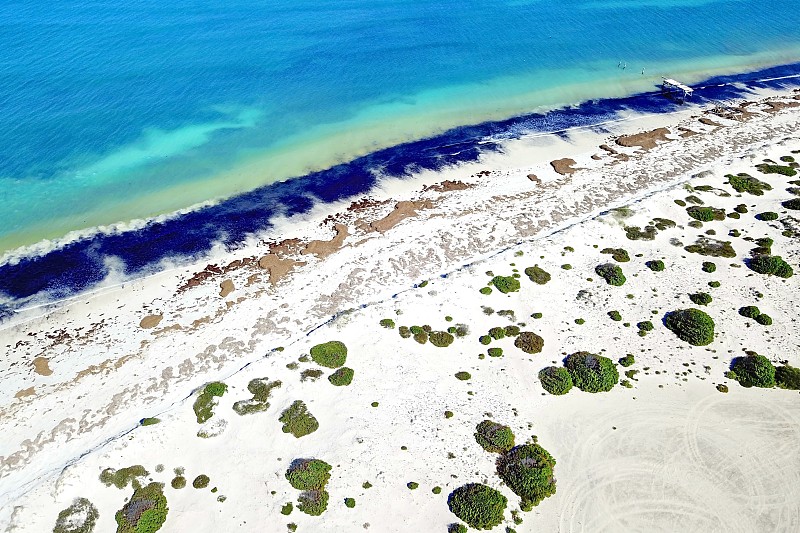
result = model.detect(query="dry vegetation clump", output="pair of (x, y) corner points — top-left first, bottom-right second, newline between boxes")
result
(233, 377), (282, 415)
(114, 482), (168, 533)
(514, 332), (544, 354)
(600, 247), (630, 262)
(53, 498), (99, 533)
(99, 465), (148, 490)
(684, 237), (736, 258)
(524, 265), (551, 284)
(286, 459), (332, 517)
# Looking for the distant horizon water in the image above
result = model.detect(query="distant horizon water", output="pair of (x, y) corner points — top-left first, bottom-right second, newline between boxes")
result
(1, 0), (799, 306)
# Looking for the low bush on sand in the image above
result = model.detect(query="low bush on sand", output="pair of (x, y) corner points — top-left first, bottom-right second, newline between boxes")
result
(447, 483), (507, 530)
(379, 319), (395, 329)
(524, 265), (551, 285)
(99, 465), (148, 490)
(646, 260), (665, 272)
(233, 377), (282, 415)
(601, 248), (630, 262)
(784, 198), (800, 210)
(756, 163), (796, 176)
(684, 237), (736, 258)
(595, 263), (626, 286)
(114, 482), (168, 533)
(702, 261), (716, 273)
(491, 276), (521, 294)
(664, 309), (715, 346)
(618, 354), (635, 367)
(279, 401), (319, 438)
(309, 341), (347, 368)
(729, 354), (776, 388)
(726, 173), (772, 195)
(430, 331), (455, 347)
(607, 310), (622, 321)
(755, 313), (773, 326)
(689, 292), (712, 306)
(474, 420), (515, 453)
(53, 498), (99, 533)
(285, 459), (331, 491)
(455, 371), (472, 381)
(328, 367), (354, 386)
(192, 475), (210, 489)
(739, 305), (761, 319)
(756, 211), (779, 221)
(297, 490), (329, 516)
(687, 206), (725, 222)
(564, 352), (618, 393)
(514, 332), (544, 354)
(193, 382), (227, 424)
(496, 443), (557, 511)
(747, 255), (794, 278)
(538, 366), (573, 395)
(776, 365), (800, 390)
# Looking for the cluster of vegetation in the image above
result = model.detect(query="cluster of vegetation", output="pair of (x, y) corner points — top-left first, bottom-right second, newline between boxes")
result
(455, 371), (472, 381)
(192, 475), (210, 489)
(53, 497), (99, 533)
(646, 259), (665, 272)
(687, 206), (725, 222)
(601, 248), (630, 262)
(538, 366), (573, 395)
(728, 353), (776, 388)
(756, 163), (796, 176)
(664, 309), (715, 346)
(618, 354), (635, 367)
(756, 211), (779, 221)
(233, 377), (282, 415)
(524, 265), (551, 284)
(738, 305), (772, 326)
(328, 367), (354, 386)
(309, 341), (347, 368)
(447, 483), (507, 530)
(637, 321), (654, 336)
(689, 292), (712, 306)
(784, 198), (800, 210)
(300, 369), (323, 382)
(285, 459), (333, 517)
(607, 310), (622, 321)
(497, 442), (557, 511)
(279, 401), (319, 438)
(407, 482), (419, 490)
(701, 261), (716, 273)
(747, 254), (793, 278)
(114, 482), (168, 533)
(726, 173), (772, 195)
(379, 318), (395, 329)
(684, 237), (736, 258)
(281, 502), (293, 515)
(514, 331), (544, 354)
(99, 465), (148, 490)
(430, 331), (455, 347)
(776, 365), (800, 390)
(564, 352), (619, 393)
(344, 497), (356, 508)
(491, 275), (521, 294)
(595, 263), (626, 286)
(193, 382), (227, 424)
(170, 476), (186, 489)
(474, 420), (516, 453)
(625, 225), (657, 241)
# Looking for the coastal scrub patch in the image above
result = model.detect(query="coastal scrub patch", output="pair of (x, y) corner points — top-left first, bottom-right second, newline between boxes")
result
(488, 347), (503, 357)
(524, 265), (551, 285)
(491, 276), (521, 294)
(739, 306), (761, 319)
(729, 354), (776, 388)
(281, 503), (293, 515)
(447, 483), (507, 530)
(538, 366), (573, 395)
(285, 459), (331, 491)
(309, 341), (347, 368)
(755, 314), (773, 326)
(684, 237), (736, 258)
(689, 292), (712, 306)
(756, 163), (796, 176)
(300, 369), (323, 382)
(233, 377), (282, 415)
(279, 401), (319, 438)
(514, 332), (544, 354)
(564, 352), (619, 393)
(595, 263), (626, 286)
(192, 475), (210, 489)
(664, 309), (715, 346)
(702, 261), (716, 273)
(600, 248), (630, 262)
(328, 367), (354, 386)
(297, 490), (329, 516)
(455, 371), (472, 381)
(193, 382), (227, 424)
(756, 211), (779, 221)
(646, 260), (665, 272)
(344, 498), (356, 508)
(747, 255), (793, 278)
(618, 354), (635, 367)
(687, 206), (725, 222)
(170, 476), (186, 489)
(474, 420), (515, 453)
(784, 198), (800, 210)
(99, 465), (148, 490)
(114, 482), (168, 533)
(489, 327), (506, 340)
(430, 331), (455, 347)
(53, 497), (99, 533)
(379, 318), (395, 329)
(607, 310), (622, 321)
(496, 443), (557, 511)
(776, 365), (800, 390)
(726, 173), (772, 195)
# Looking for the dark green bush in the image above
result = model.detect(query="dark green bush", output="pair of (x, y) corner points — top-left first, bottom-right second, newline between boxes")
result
(53, 498), (99, 533)
(114, 482), (168, 533)
(192, 475), (210, 489)
(646, 260), (665, 272)
(776, 365), (800, 390)
(756, 163), (796, 176)
(496, 443), (557, 511)
(618, 354), (635, 367)
(140, 417), (160, 426)
(281, 502), (293, 515)
(491, 276), (521, 294)
(607, 310), (622, 321)
(233, 377), (282, 415)
(687, 206), (725, 222)
(784, 198), (800, 210)
(285, 459), (331, 491)
(726, 173), (772, 195)
(689, 292), (712, 306)
(171, 476), (186, 489)
(747, 255), (793, 278)
(701, 261), (716, 273)
(380, 319), (396, 329)
(99, 465), (148, 490)
(564, 352), (619, 393)
(595, 263), (626, 286)
(447, 483), (507, 530)
(524, 265), (551, 285)
(755, 313), (773, 326)
(489, 327), (506, 340)
(328, 367), (354, 386)
(193, 382), (227, 424)
(664, 309), (715, 346)
(538, 366), (573, 395)
(479, 335), (491, 346)
(601, 248), (631, 262)
(297, 490), (329, 516)
(504, 325), (520, 337)
(455, 371), (471, 381)
(432, 486), (442, 494)
(756, 211), (779, 221)
(448, 525), (468, 533)
(430, 331), (455, 347)
(739, 305), (761, 319)
(479, 287), (492, 295)
(309, 341), (347, 368)
(637, 320), (654, 331)
(514, 332), (544, 354)
(488, 348), (503, 357)
(407, 482), (419, 490)
(730, 354), (776, 388)
(474, 420), (515, 453)
(344, 498), (356, 508)
(279, 401), (319, 438)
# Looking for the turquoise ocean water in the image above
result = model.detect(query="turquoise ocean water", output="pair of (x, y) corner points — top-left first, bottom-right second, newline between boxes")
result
(0, 0), (799, 305)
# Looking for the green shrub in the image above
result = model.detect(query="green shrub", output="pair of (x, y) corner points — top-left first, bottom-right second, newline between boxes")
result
(734, 204), (749, 214)
(479, 335), (491, 345)
(300, 369), (323, 382)
(479, 287), (493, 295)
(727, 173), (772, 195)
(738, 305), (761, 319)
(531, 312), (543, 319)
(488, 348), (503, 357)
(689, 292), (712, 306)
(776, 365), (800, 390)
(380, 319), (396, 329)
(717, 384), (729, 393)
(285, 459), (331, 491)
(489, 327), (506, 340)
(279, 401), (319, 438)
(730, 354), (776, 388)
(99, 465), (148, 490)
(328, 367), (354, 386)
(504, 325), (520, 337)
(447, 483), (507, 530)
(701, 261), (716, 273)
(595, 263), (626, 286)
(407, 482), (419, 490)
(756, 211), (779, 221)
(399, 326), (411, 338)
(281, 502), (293, 515)
(514, 332), (544, 354)
(637, 321), (654, 332)
(618, 355), (636, 368)
(664, 309), (715, 346)
(344, 498), (356, 508)
(297, 490), (329, 516)
(756, 163), (796, 176)
(233, 377), (282, 415)
(607, 310), (622, 321)
(496, 443), (557, 510)
(684, 237), (736, 258)
(601, 248), (630, 262)
(309, 341), (347, 368)
(192, 475), (210, 489)
(784, 198), (800, 210)
(53, 498), (99, 533)
(430, 331), (455, 347)
(646, 260), (665, 272)
(574, 318), (585, 325)
(193, 382), (227, 424)
(414, 331), (428, 344)
(524, 265), (551, 285)
(747, 255), (793, 278)
(564, 352), (619, 393)
(445, 410), (454, 418)
(455, 372), (471, 381)
(755, 313), (773, 326)
(474, 420), (515, 453)
(140, 417), (160, 426)
(433, 486), (442, 494)
(687, 206), (725, 222)
(114, 482), (168, 533)
(538, 366), (573, 395)
(171, 476), (186, 489)
(410, 326), (425, 335)
(561, 264), (572, 270)
(491, 276), (521, 294)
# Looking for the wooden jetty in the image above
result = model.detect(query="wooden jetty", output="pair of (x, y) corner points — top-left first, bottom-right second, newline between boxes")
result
(661, 77), (694, 102)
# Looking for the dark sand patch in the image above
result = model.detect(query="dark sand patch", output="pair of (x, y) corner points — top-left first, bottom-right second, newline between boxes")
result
(15, 387), (35, 399)
(370, 200), (434, 233)
(139, 315), (163, 329)
(615, 128), (671, 151)
(219, 279), (234, 298)
(424, 180), (472, 193)
(258, 254), (307, 285)
(550, 158), (580, 176)
(33, 357), (52, 376)
(302, 224), (349, 259)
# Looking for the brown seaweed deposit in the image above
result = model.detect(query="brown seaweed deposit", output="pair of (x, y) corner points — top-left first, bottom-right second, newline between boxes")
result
(615, 128), (671, 150)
